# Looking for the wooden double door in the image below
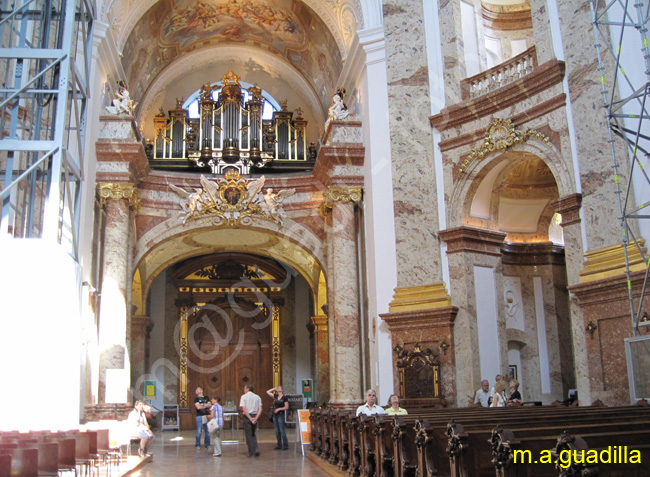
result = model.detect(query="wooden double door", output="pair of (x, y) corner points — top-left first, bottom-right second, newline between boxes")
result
(186, 305), (273, 427)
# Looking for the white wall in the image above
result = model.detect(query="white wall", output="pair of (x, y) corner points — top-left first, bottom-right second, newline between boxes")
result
(475, 266), (502, 382)
(0, 240), (82, 430)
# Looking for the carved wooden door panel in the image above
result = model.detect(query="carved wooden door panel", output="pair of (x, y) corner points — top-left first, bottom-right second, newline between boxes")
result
(187, 306), (273, 427)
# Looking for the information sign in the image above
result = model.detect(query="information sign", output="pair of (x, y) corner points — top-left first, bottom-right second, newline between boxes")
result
(162, 404), (179, 431)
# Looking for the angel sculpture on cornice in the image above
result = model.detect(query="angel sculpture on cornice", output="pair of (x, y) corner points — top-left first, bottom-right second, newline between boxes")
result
(263, 187), (296, 226)
(168, 183), (205, 224)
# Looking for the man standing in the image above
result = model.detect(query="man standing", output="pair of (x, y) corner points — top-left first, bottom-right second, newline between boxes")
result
(194, 387), (211, 450)
(356, 389), (386, 416)
(474, 380), (490, 407)
(239, 384), (262, 457)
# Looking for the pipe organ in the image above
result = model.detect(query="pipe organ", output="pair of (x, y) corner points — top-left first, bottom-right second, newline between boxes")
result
(149, 71), (315, 175)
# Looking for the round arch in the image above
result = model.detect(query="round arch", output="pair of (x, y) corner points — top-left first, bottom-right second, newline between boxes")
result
(131, 217), (327, 316)
(447, 137), (575, 229)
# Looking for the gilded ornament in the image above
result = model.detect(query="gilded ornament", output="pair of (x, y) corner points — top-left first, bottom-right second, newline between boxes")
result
(459, 118), (549, 174)
(97, 183), (140, 211)
(169, 169), (295, 227)
(320, 186), (363, 216)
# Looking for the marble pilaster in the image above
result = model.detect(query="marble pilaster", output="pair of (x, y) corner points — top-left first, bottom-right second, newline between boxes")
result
(383, 0), (443, 288)
(326, 192), (362, 404)
(551, 193), (591, 404)
(554, 2), (633, 251)
(131, 314), (152, 400)
(96, 186), (136, 405)
(438, 226), (507, 407)
(311, 315), (330, 404)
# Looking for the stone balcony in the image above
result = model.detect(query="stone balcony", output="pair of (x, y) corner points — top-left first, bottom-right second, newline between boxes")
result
(461, 46), (538, 100)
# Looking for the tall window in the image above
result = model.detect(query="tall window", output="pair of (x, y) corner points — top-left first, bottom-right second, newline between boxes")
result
(461, 1), (480, 77)
(184, 82), (280, 120)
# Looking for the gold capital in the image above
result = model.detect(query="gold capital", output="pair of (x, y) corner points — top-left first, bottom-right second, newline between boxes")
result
(320, 186), (363, 215)
(97, 183), (140, 211)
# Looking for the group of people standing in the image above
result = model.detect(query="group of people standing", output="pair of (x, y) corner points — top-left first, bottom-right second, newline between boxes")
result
(193, 383), (291, 458)
(474, 373), (522, 407)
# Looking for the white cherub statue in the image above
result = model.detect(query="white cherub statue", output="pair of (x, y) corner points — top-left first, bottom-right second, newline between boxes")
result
(327, 87), (350, 122)
(106, 80), (137, 115)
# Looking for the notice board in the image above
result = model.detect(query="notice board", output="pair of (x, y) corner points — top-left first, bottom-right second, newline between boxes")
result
(162, 404), (179, 431)
(297, 409), (312, 452)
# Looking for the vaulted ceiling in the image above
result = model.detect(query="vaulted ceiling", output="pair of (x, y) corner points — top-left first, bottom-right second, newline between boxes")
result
(100, 0), (364, 142)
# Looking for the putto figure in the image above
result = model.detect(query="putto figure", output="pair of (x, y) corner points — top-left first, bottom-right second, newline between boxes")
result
(263, 187), (296, 226)
(327, 87), (350, 122)
(105, 80), (137, 115)
(169, 183), (205, 224)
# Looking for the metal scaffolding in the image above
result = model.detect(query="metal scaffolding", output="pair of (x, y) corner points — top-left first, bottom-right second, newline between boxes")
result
(0, 0), (95, 259)
(590, 0), (650, 401)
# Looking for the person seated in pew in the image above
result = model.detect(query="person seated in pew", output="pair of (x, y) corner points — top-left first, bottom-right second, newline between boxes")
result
(507, 379), (522, 405)
(490, 381), (507, 407)
(385, 394), (408, 415)
(356, 389), (386, 416)
(128, 400), (154, 457)
(474, 379), (490, 407)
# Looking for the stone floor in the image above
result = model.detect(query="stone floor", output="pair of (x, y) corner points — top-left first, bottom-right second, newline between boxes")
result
(123, 427), (331, 477)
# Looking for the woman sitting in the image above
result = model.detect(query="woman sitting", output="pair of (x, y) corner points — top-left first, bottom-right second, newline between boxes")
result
(385, 394), (408, 415)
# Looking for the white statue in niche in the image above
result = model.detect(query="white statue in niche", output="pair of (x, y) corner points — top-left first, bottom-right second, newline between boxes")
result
(327, 87), (350, 122)
(105, 80), (136, 115)
(505, 290), (520, 319)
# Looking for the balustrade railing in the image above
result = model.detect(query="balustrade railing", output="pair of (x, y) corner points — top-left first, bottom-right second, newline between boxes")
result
(461, 46), (537, 100)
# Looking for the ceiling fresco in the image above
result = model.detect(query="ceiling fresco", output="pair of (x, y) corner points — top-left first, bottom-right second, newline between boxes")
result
(120, 0), (344, 112)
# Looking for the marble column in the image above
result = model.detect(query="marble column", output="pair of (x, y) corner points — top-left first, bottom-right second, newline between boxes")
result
(310, 315), (330, 404)
(554, 1), (631, 251)
(383, 0), (444, 288)
(131, 314), (152, 400)
(438, 226), (507, 407)
(98, 183), (137, 403)
(96, 183), (138, 408)
(551, 193), (592, 404)
(323, 186), (363, 405)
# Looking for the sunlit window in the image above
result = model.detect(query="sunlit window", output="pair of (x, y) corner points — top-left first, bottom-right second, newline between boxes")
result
(184, 82), (279, 120)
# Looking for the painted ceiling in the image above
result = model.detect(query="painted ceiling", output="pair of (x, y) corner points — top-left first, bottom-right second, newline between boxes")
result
(101, 0), (361, 140)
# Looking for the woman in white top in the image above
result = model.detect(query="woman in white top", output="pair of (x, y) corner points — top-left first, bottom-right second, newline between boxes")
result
(490, 381), (507, 407)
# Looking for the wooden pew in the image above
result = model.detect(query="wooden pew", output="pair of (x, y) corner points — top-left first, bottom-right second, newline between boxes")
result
(311, 405), (650, 477)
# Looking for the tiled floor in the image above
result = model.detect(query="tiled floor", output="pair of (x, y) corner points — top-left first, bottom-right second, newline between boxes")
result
(125, 427), (330, 477)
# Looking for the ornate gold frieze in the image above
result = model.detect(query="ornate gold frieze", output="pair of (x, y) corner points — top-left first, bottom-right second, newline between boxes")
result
(169, 169), (295, 226)
(459, 118), (549, 174)
(97, 183), (140, 211)
(319, 186), (363, 215)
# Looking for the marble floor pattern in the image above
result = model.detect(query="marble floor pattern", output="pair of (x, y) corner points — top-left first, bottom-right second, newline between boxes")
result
(127, 427), (330, 477)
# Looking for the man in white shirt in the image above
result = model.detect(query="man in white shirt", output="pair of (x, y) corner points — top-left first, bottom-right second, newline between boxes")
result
(239, 384), (262, 457)
(356, 389), (387, 416)
(474, 380), (490, 407)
